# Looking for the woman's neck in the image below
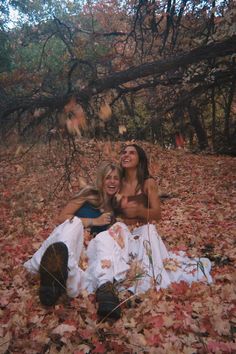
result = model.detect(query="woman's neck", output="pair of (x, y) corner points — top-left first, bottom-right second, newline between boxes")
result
(124, 168), (137, 183)
(121, 168), (139, 195)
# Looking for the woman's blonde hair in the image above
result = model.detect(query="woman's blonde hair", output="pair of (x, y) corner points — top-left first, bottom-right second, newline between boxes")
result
(96, 161), (122, 208)
(72, 161), (121, 209)
(72, 185), (100, 207)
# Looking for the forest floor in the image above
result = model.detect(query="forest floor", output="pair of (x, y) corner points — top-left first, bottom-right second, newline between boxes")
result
(0, 140), (235, 354)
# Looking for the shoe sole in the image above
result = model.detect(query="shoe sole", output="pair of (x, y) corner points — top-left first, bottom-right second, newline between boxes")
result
(96, 282), (121, 320)
(97, 302), (121, 320)
(39, 242), (68, 306)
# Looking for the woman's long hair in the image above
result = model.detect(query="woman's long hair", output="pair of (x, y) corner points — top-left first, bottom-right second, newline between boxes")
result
(122, 144), (150, 193)
(72, 185), (101, 207)
(73, 162), (122, 209)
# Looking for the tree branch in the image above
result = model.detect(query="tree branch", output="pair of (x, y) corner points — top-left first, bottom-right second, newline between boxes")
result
(0, 35), (235, 121)
(80, 35), (236, 97)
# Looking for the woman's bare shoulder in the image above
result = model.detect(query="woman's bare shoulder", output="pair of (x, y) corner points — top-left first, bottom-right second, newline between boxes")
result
(144, 177), (158, 193)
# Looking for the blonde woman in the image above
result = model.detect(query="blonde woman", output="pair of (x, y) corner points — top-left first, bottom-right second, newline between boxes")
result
(24, 162), (121, 306)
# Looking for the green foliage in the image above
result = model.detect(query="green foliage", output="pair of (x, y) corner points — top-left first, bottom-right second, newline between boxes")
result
(10, 0), (83, 26)
(0, 0), (10, 28)
(13, 36), (67, 72)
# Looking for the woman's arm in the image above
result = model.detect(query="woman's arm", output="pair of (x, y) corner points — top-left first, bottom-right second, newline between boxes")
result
(141, 178), (161, 222)
(57, 198), (84, 224)
(80, 212), (112, 228)
(57, 198), (112, 227)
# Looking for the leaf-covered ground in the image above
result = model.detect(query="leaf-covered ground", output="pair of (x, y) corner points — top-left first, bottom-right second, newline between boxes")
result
(1, 140), (235, 354)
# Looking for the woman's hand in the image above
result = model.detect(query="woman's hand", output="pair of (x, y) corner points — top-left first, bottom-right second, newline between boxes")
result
(95, 212), (112, 226)
(121, 201), (143, 219)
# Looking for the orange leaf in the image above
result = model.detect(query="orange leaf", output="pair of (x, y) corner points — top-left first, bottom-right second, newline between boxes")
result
(65, 105), (87, 136)
(118, 124), (127, 135)
(64, 97), (77, 113)
(98, 100), (112, 122)
(73, 105), (87, 130)
(66, 119), (81, 136)
(101, 259), (112, 268)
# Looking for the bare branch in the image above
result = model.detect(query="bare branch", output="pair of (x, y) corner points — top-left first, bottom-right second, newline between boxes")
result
(81, 35), (236, 97)
(1, 35), (235, 121)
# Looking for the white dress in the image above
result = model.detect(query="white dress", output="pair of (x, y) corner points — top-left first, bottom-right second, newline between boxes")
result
(85, 222), (212, 294)
(24, 217), (85, 298)
(24, 219), (212, 297)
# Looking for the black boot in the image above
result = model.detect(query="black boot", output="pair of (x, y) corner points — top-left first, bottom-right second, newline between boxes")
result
(96, 282), (121, 320)
(39, 242), (68, 306)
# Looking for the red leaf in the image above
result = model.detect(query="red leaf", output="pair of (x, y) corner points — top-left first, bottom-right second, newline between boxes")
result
(92, 341), (106, 353)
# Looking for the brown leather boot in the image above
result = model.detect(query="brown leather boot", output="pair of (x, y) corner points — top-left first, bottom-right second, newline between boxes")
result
(39, 242), (68, 306)
(96, 281), (121, 320)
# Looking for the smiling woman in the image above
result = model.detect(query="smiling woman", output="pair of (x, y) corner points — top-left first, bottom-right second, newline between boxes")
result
(96, 161), (121, 199)
(119, 145), (212, 293)
(24, 161), (122, 306)
(120, 144), (161, 223)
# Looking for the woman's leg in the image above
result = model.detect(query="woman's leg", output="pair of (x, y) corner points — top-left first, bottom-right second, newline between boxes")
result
(85, 222), (131, 319)
(24, 217), (85, 299)
(85, 222), (130, 291)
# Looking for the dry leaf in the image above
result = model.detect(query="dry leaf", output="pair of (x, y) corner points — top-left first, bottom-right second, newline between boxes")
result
(98, 100), (112, 121)
(73, 105), (87, 130)
(66, 119), (81, 136)
(74, 343), (91, 353)
(33, 108), (45, 118)
(64, 97), (77, 113)
(118, 124), (127, 135)
(103, 141), (112, 155)
(101, 259), (112, 268)
(63, 98), (87, 135)
(52, 324), (76, 336)
(15, 145), (25, 156)
(78, 176), (88, 189)
(0, 332), (11, 353)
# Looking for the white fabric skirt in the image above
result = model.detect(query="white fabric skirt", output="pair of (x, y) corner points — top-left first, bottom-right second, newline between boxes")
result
(24, 220), (212, 297)
(85, 222), (212, 294)
(127, 223), (212, 293)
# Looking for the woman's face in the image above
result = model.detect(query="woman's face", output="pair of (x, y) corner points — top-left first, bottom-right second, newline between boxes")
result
(120, 146), (139, 169)
(103, 169), (120, 196)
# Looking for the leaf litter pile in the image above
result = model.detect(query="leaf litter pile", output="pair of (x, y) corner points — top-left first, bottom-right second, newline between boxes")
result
(0, 140), (235, 354)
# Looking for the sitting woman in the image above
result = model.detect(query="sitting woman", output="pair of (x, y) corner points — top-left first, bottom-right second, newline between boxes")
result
(86, 144), (212, 319)
(24, 161), (121, 307)
(119, 144), (212, 292)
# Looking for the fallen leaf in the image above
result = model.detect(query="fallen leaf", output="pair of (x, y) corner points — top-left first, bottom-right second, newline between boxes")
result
(52, 324), (76, 336)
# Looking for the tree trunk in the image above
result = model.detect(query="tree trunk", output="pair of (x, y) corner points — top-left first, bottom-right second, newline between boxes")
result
(187, 105), (208, 150)
(224, 75), (236, 145)
(211, 87), (216, 150)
